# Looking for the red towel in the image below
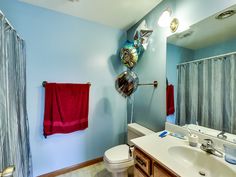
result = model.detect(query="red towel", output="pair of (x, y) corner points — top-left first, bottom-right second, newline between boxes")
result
(166, 84), (175, 115)
(43, 83), (90, 137)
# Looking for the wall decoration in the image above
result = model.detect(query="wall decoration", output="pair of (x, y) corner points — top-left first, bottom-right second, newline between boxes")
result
(115, 20), (155, 98)
(115, 71), (139, 97)
(120, 41), (138, 69)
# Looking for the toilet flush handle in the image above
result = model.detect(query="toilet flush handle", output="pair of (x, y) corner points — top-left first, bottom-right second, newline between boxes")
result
(127, 144), (134, 157)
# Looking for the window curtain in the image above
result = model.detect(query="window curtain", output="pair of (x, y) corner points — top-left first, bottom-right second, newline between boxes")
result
(0, 14), (32, 176)
(176, 54), (236, 134)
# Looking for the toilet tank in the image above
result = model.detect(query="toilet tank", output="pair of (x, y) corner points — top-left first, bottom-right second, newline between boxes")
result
(127, 123), (154, 146)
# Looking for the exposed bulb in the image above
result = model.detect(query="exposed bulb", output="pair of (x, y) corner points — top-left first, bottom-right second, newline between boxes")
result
(158, 9), (172, 27)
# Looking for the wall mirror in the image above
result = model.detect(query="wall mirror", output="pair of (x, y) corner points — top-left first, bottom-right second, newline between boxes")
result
(166, 4), (236, 143)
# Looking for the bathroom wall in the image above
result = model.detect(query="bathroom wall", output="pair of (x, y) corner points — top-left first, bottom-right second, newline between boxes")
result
(127, 0), (176, 131)
(166, 37), (236, 123)
(194, 38), (236, 59)
(0, 0), (126, 176)
(174, 0), (236, 34)
(167, 37), (236, 103)
(166, 44), (194, 92)
(166, 44), (193, 122)
(127, 0), (236, 132)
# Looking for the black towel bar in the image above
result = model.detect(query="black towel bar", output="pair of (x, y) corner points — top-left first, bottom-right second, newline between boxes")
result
(42, 81), (91, 87)
(42, 81), (47, 87)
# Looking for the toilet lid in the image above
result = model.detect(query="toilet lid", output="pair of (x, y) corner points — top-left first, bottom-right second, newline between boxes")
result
(104, 144), (132, 163)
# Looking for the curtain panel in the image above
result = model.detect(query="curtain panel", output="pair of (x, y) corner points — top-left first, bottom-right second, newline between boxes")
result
(176, 54), (236, 134)
(0, 14), (32, 177)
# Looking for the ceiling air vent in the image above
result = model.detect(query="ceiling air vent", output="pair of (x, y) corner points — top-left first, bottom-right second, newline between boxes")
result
(216, 10), (236, 20)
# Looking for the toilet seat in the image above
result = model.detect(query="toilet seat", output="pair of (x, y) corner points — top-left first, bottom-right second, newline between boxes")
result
(104, 144), (133, 164)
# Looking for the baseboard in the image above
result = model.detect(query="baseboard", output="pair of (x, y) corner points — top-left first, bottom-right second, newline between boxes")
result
(38, 157), (103, 177)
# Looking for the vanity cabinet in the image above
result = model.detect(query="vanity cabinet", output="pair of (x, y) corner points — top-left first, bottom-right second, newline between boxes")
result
(153, 163), (174, 177)
(134, 165), (149, 177)
(133, 148), (151, 175)
(134, 147), (179, 177)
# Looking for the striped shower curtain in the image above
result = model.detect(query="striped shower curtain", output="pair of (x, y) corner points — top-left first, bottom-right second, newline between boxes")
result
(176, 54), (236, 134)
(0, 13), (32, 176)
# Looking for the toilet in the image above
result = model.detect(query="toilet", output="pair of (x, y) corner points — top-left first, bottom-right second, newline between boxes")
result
(103, 123), (154, 177)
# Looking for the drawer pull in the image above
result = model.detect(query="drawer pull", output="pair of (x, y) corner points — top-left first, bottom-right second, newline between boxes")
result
(135, 156), (146, 167)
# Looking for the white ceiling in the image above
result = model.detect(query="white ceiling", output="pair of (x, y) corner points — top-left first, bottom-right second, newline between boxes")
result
(19, 0), (163, 30)
(168, 4), (236, 50)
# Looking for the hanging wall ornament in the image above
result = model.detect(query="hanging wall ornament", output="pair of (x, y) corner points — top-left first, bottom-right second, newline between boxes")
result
(133, 29), (153, 53)
(115, 20), (154, 97)
(133, 31), (142, 55)
(120, 41), (138, 69)
(140, 29), (153, 50)
(115, 70), (139, 97)
(133, 20), (153, 53)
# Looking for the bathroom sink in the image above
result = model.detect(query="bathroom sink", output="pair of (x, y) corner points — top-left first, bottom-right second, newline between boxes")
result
(168, 146), (236, 177)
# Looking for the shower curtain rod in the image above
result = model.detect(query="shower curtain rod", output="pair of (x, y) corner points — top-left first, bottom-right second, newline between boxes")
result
(0, 10), (23, 40)
(177, 51), (236, 67)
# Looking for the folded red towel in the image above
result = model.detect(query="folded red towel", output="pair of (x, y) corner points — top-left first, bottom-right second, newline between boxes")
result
(43, 83), (90, 137)
(166, 84), (175, 116)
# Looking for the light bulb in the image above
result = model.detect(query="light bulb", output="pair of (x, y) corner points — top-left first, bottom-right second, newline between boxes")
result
(158, 9), (172, 27)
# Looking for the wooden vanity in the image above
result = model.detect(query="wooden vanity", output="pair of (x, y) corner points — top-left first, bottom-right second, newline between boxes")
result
(133, 147), (179, 177)
(131, 127), (236, 177)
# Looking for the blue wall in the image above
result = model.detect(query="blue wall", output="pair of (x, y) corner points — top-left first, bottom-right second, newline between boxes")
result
(126, 0), (236, 131)
(0, 0), (126, 176)
(166, 43), (194, 89)
(126, 0), (176, 131)
(166, 44), (193, 122)
(194, 38), (236, 59)
(166, 38), (236, 123)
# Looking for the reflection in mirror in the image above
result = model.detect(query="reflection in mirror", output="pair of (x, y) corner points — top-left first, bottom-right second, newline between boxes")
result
(166, 4), (236, 143)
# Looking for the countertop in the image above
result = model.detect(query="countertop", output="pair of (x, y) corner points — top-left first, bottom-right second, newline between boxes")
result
(131, 132), (236, 177)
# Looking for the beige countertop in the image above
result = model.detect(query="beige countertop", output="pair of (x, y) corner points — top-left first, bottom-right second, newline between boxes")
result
(131, 132), (236, 177)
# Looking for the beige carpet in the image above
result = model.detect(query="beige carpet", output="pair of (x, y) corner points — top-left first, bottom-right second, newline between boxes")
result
(57, 162), (112, 177)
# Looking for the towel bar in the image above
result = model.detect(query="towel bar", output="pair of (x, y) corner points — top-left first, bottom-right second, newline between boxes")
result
(42, 81), (91, 87)
(138, 81), (158, 88)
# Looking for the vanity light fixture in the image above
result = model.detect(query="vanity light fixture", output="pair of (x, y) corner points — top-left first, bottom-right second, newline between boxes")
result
(216, 10), (236, 20)
(158, 8), (172, 27)
(170, 18), (179, 33)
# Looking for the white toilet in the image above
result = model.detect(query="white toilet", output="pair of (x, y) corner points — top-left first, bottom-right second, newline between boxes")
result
(103, 123), (154, 177)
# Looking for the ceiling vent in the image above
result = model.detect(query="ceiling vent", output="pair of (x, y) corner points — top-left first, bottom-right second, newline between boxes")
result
(216, 10), (236, 20)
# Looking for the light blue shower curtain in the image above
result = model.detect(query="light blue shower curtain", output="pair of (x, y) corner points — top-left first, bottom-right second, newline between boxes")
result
(0, 14), (32, 176)
(176, 54), (236, 134)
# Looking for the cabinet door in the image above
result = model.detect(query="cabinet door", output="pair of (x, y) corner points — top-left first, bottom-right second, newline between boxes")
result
(153, 163), (174, 177)
(134, 148), (151, 175)
(134, 165), (149, 177)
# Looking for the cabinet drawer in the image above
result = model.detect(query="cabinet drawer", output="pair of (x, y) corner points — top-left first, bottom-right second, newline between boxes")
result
(134, 148), (151, 175)
(153, 163), (178, 177)
(134, 165), (148, 177)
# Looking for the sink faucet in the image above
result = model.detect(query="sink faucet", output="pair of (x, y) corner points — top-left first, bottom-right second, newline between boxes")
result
(217, 131), (227, 140)
(200, 139), (223, 158)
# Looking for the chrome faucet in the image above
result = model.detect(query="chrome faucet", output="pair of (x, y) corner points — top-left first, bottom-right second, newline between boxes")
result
(200, 139), (223, 158)
(217, 131), (227, 140)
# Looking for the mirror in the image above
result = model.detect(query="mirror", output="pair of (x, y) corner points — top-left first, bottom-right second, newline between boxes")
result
(166, 4), (236, 143)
